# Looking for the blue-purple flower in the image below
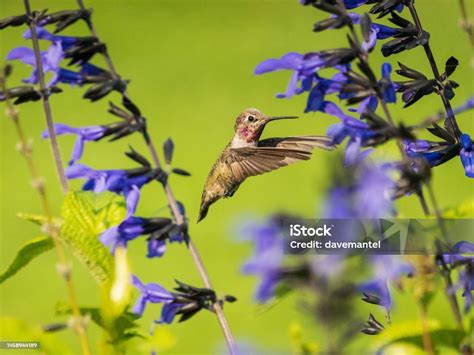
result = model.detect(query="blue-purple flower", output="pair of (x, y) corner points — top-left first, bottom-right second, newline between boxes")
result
(324, 100), (383, 164)
(6, 43), (103, 87)
(23, 27), (81, 50)
(442, 241), (474, 312)
(405, 133), (474, 178)
(66, 163), (153, 214)
(348, 13), (404, 52)
(255, 52), (326, 98)
(43, 123), (107, 164)
(132, 276), (231, 324)
(7, 43), (64, 87)
(322, 161), (395, 219)
(359, 256), (413, 312)
(241, 222), (285, 302)
(131, 275), (174, 316)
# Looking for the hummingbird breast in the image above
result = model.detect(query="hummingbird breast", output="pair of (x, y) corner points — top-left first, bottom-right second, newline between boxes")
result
(202, 144), (241, 200)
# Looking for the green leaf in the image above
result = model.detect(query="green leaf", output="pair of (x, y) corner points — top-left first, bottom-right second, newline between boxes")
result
(443, 198), (474, 218)
(60, 191), (126, 284)
(56, 303), (144, 351)
(374, 320), (465, 354)
(378, 329), (465, 354)
(0, 236), (54, 284)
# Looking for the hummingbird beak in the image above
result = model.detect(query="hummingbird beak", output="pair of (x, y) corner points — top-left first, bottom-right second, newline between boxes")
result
(265, 115), (299, 123)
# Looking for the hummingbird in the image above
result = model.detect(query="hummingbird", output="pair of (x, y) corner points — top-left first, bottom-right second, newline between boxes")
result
(198, 108), (335, 222)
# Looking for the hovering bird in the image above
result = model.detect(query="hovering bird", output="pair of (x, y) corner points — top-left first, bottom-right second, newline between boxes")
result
(198, 108), (335, 222)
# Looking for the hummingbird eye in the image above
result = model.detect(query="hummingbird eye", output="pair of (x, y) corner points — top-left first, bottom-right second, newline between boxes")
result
(247, 115), (255, 122)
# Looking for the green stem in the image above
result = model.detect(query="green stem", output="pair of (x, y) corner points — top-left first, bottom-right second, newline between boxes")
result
(1, 69), (90, 355)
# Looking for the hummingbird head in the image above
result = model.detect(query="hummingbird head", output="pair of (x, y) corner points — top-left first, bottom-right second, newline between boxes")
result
(233, 108), (298, 144)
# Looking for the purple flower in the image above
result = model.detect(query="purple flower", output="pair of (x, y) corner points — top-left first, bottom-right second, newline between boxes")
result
(359, 256), (413, 311)
(131, 275), (174, 316)
(453, 96), (474, 115)
(146, 229), (184, 258)
(100, 216), (148, 252)
(458, 266), (473, 312)
(300, 0), (371, 8)
(343, 0), (369, 9)
(7, 43), (64, 87)
(23, 26), (80, 50)
(99, 212), (181, 255)
(324, 100), (381, 164)
(460, 134), (474, 178)
(65, 163), (151, 214)
(380, 63), (396, 103)
(442, 241), (474, 312)
(322, 162), (395, 219)
(241, 222), (284, 302)
(348, 13), (404, 52)
(42, 123), (107, 164)
(67, 163), (150, 193)
(255, 52), (326, 98)
(404, 133), (473, 178)
(305, 68), (349, 112)
(132, 277), (227, 324)
(405, 140), (453, 166)
(6, 42), (102, 87)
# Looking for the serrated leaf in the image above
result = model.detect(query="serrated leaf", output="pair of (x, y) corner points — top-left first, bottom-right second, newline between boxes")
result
(60, 191), (126, 284)
(0, 236), (54, 284)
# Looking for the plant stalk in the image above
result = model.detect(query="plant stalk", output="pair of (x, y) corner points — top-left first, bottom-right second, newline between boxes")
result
(345, 9), (431, 216)
(23, 0), (68, 193)
(340, 0), (465, 334)
(76, 1), (237, 352)
(1, 70), (90, 355)
(407, 2), (462, 141)
(418, 303), (434, 355)
(405, 2), (465, 331)
(458, 0), (474, 44)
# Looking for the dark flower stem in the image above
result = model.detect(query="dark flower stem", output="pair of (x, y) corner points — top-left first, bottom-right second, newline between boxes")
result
(406, 1), (462, 142)
(340, 0), (464, 336)
(345, 8), (431, 215)
(0, 71), (91, 355)
(75, 1), (237, 352)
(23, 0), (68, 194)
(426, 183), (464, 330)
(405, 1), (465, 331)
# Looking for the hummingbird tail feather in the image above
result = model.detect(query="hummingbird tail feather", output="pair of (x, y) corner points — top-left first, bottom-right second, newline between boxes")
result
(197, 201), (210, 222)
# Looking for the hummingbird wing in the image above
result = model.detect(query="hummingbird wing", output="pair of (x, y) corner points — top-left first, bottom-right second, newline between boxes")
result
(257, 135), (335, 151)
(225, 147), (310, 180)
(226, 136), (335, 180)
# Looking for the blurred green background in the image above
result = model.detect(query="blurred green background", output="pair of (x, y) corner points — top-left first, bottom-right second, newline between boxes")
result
(1, 0), (473, 353)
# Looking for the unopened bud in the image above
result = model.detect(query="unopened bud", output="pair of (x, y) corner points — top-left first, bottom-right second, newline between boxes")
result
(31, 177), (45, 192)
(56, 262), (72, 280)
